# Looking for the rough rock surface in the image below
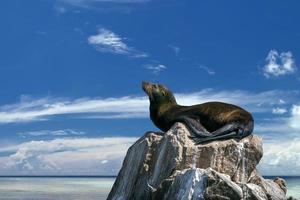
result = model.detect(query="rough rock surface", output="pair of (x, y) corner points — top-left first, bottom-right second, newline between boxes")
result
(107, 123), (287, 200)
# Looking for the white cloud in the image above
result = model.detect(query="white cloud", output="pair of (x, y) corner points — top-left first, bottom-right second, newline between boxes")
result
(289, 104), (300, 130)
(254, 103), (300, 176)
(0, 137), (137, 175)
(144, 64), (167, 74)
(278, 99), (286, 104)
(88, 28), (148, 57)
(101, 160), (108, 164)
(263, 50), (297, 77)
(272, 107), (287, 115)
(176, 89), (298, 113)
(0, 89), (298, 123)
(83, 112), (147, 119)
(17, 129), (85, 137)
(263, 104), (300, 134)
(258, 138), (300, 176)
(255, 104), (300, 139)
(88, 28), (127, 54)
(1, 129), (299, 176)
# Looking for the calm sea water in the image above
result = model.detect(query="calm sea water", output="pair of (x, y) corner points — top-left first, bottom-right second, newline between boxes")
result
(0, 177), (115, 200)
(0, 177), (299, 199)
(286, 177), (300, 198)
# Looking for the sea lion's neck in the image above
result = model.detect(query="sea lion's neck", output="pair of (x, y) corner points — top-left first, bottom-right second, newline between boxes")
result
(150, 102), (177, 120)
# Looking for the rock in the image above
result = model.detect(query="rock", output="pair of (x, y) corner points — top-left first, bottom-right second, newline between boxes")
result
(242, 183), (268, 200)
(107, 131), (165, 200)
(154, 168), (207, 200)
(248, 171), (286, 200)
(154, 168), (243, 200)
(274, 177), (287, 194)
(203, 169), (243, 200)
(107, 123), (287, 200)
(259, 179), (286, 200)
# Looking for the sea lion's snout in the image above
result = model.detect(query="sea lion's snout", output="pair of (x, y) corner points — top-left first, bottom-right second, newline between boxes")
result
(142, 81), (156, 93)
(142, 81), (151, 93)
(142, 81), (149, 91)
(142, 81), (158, 101)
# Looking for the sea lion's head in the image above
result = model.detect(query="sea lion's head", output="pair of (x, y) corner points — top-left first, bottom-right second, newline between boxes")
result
(142, 81), (176, 105)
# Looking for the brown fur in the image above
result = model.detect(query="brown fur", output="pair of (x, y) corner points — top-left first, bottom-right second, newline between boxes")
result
(142, 81), (254, 133)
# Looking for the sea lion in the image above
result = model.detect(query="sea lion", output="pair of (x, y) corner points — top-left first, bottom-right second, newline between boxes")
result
(142, 81), (254, 144)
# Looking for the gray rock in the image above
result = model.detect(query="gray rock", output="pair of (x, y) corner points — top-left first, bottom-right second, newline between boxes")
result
(154, 168), (207, 200)
(107, 123), (287, 200)
(154, 168), (271, 200)
(242, 183), (268, 200)
(274, 177), (287, 194)
(107, 131), (164, 200)
(203, 169), (243, 200)
(260, 179), (286, 200)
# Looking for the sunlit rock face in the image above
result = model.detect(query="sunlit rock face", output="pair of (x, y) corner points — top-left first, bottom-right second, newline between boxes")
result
(107, 123), (287, 200)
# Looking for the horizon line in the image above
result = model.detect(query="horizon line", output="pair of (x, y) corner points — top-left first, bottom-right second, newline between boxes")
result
(0, 175), (299, 178)
(0, 175), (117, 178)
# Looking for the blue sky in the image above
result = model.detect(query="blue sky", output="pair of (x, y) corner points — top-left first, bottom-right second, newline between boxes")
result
(0, 0), (299, 176)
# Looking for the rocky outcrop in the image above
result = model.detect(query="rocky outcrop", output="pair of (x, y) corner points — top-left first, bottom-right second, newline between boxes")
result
(107, 123), (287, 200)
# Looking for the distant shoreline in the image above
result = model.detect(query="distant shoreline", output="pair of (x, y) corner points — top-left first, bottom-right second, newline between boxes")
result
(264, 176), (300, 179)
(0, 175), (299, 179)
(0, 175), (117, 178)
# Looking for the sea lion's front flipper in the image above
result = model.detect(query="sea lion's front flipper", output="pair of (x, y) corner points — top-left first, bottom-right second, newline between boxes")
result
(174, 116), (211, 138)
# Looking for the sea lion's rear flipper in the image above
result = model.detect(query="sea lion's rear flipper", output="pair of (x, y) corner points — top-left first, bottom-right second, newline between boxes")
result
(193, 131), (237, 144)
(174, 116), (211, 138)
(175, 117), (250, 144)
(209, 122), (243, 137)
(193, 122), (246, 144)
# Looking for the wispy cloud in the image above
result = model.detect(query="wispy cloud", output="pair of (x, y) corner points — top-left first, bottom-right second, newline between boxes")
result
(0, 137), (137, 175)
(88, 28), (148, 57)
(0, 96), (148, 123)
(54, 5), (67, 14)
(17, 129), (85, 137)
(0, 89), (298, 123)
(197, 65), (215, 75)
(263, 49), (297, 78)
(144, 63), (167, 74)
(60, 0), (150, 6)
(57, 0), (150, 12)
(169, 45), (180, 56)
(272, 107), (287, 115)
(54, 0), (150, 15)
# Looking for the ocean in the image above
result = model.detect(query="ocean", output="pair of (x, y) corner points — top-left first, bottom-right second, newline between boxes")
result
(0, 176), (299, 200)
(0, 177), (114, 200)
